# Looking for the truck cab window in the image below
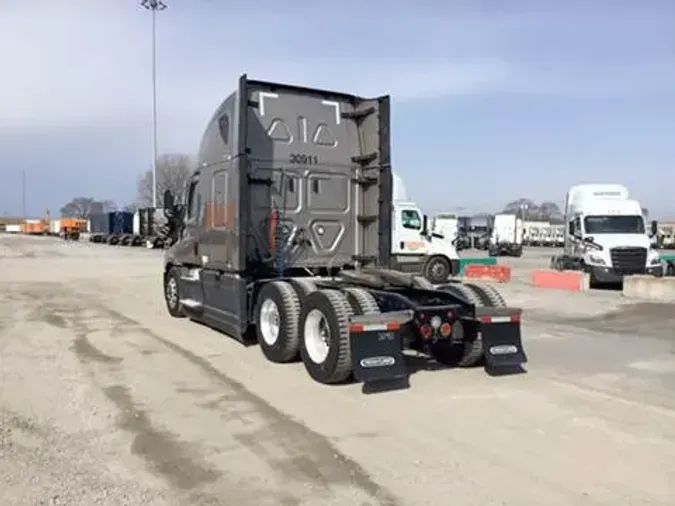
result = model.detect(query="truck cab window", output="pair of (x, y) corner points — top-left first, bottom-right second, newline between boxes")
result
(218, 114), (230, 144)
(584, 215), (645, 234)
(186, 182), (199, 220)
(402, 210), (422, 230)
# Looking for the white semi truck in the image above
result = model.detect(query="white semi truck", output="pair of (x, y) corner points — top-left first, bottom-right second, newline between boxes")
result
(551, 184), (662, 284)
(391, 175), (460, 284)
(487, 213), (523, 257)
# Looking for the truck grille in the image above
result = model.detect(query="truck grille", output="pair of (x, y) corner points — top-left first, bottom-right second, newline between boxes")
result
(610, 247), (647, 274)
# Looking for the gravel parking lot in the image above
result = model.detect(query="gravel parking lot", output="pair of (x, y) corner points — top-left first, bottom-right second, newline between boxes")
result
(1, 235), (674, 505)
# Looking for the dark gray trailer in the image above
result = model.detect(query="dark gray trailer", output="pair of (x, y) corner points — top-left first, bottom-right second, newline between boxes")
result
(127, 207), (170, 248)
(89, 213), (108, 243)
(161, 75), (527, 388)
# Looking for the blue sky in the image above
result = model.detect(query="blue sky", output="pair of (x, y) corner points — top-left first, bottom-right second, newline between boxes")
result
(1, 0), (674, 218)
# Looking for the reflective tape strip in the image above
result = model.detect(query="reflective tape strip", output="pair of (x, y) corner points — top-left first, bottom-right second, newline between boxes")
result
(349, 322), (401, 333)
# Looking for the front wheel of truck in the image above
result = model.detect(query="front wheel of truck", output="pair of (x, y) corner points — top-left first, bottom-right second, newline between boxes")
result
(423, 255), (451, 285)
(164, 267), (185, 318)
(299, 289), (354, 384)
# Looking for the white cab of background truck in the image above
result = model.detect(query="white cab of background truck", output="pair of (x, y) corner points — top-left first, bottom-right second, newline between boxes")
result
(391, 174), (459, 284)
(488, 213), (523, 257)
(432, 213), (459, 246)
(552, 183), (661, 284)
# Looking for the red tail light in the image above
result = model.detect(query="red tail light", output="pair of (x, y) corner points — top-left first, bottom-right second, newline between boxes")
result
(439, 322), (452, 337)
(419, 324), (433, 339)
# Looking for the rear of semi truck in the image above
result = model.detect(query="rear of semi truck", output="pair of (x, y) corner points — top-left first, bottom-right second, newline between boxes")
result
(161, 75), (526, 388)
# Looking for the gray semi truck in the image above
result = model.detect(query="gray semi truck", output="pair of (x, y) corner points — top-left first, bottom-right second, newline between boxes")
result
(161, 75), (526, 388)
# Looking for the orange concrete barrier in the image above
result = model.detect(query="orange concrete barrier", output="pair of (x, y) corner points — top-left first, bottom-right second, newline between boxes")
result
(463, 264), (512, 283)
(531, 270), (589, 292)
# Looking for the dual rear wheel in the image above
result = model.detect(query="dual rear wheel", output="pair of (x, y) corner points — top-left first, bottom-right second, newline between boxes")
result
(432, 282), (507, 367)
(254, 282), (379, 384)
(253, 280), (507, 381)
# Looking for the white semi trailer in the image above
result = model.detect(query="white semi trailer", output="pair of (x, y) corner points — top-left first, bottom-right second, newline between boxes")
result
(551, 184), (662, 284)
(488, 213), (523, 257)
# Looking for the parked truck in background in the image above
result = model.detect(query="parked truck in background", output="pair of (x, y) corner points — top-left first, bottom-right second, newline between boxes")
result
(432, 213), (459, 246)
(390, 175), (460, 284)
(132, 207), (170, 248)
(488, 213), (523, 257)
(552, 224), (564, 247)
(540, 222), (554, 247)
(88, 211), (133, 244)
(523, 221), (541, 246)
(551, 183), (662, 285)
(655, 222), (675, 249)
(456, 216), (472, 250)
(160, 75), (526, 388)
(468, 215), (491, 250)
(58, 218), (87, 240)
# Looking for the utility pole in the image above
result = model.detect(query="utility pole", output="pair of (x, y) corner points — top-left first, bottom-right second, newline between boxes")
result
(21, 169), (26, 218)
(140, 0), (167, 208)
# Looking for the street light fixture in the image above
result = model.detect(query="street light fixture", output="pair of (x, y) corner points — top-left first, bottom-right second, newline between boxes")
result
(140, 0), (168, 209)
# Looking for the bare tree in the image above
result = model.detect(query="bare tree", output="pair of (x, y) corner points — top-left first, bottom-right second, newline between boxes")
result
(502, 198), (563, 221)
(137, 153), (192, 208)
(60, 197), (115, 219)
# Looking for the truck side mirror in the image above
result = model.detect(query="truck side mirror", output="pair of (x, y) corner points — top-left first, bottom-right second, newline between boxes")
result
(568, 221), (574, 235)
(163, 189), (174, 210)
(650, 220), (658, 237)
(421, 214), (428, 236)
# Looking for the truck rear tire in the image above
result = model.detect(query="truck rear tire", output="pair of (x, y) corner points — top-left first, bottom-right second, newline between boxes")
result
(164, 267), (186, 318)
(465, 282), (507, 308)
(433, 283), (487, 367)
(255, 281), (301, 363)
(343, 287), (380, 315)
(423, 255), (451, 284)
(290, 278), (318, 304)
(299, 289), (354, 384)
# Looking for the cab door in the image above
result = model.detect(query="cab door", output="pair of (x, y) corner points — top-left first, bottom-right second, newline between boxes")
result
(172, 177), (204, 266)
(571, 215), (584, 257)
(392, 204), (426, 255)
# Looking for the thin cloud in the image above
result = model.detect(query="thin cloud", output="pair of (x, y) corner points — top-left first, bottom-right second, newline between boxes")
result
(2, 1), (673, 133)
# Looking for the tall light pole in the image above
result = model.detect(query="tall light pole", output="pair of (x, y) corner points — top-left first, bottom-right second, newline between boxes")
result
(141, 0), (167, 209)
(21, 169), (26, 217)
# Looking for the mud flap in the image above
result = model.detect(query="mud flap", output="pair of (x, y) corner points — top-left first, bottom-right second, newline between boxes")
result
(474, 307), (527, 368)
(349, 310), (413, 384)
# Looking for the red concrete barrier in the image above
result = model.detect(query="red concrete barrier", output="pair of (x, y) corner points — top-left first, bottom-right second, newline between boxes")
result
(531, 270), (589, 292)
(463, 264), (512, 283)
